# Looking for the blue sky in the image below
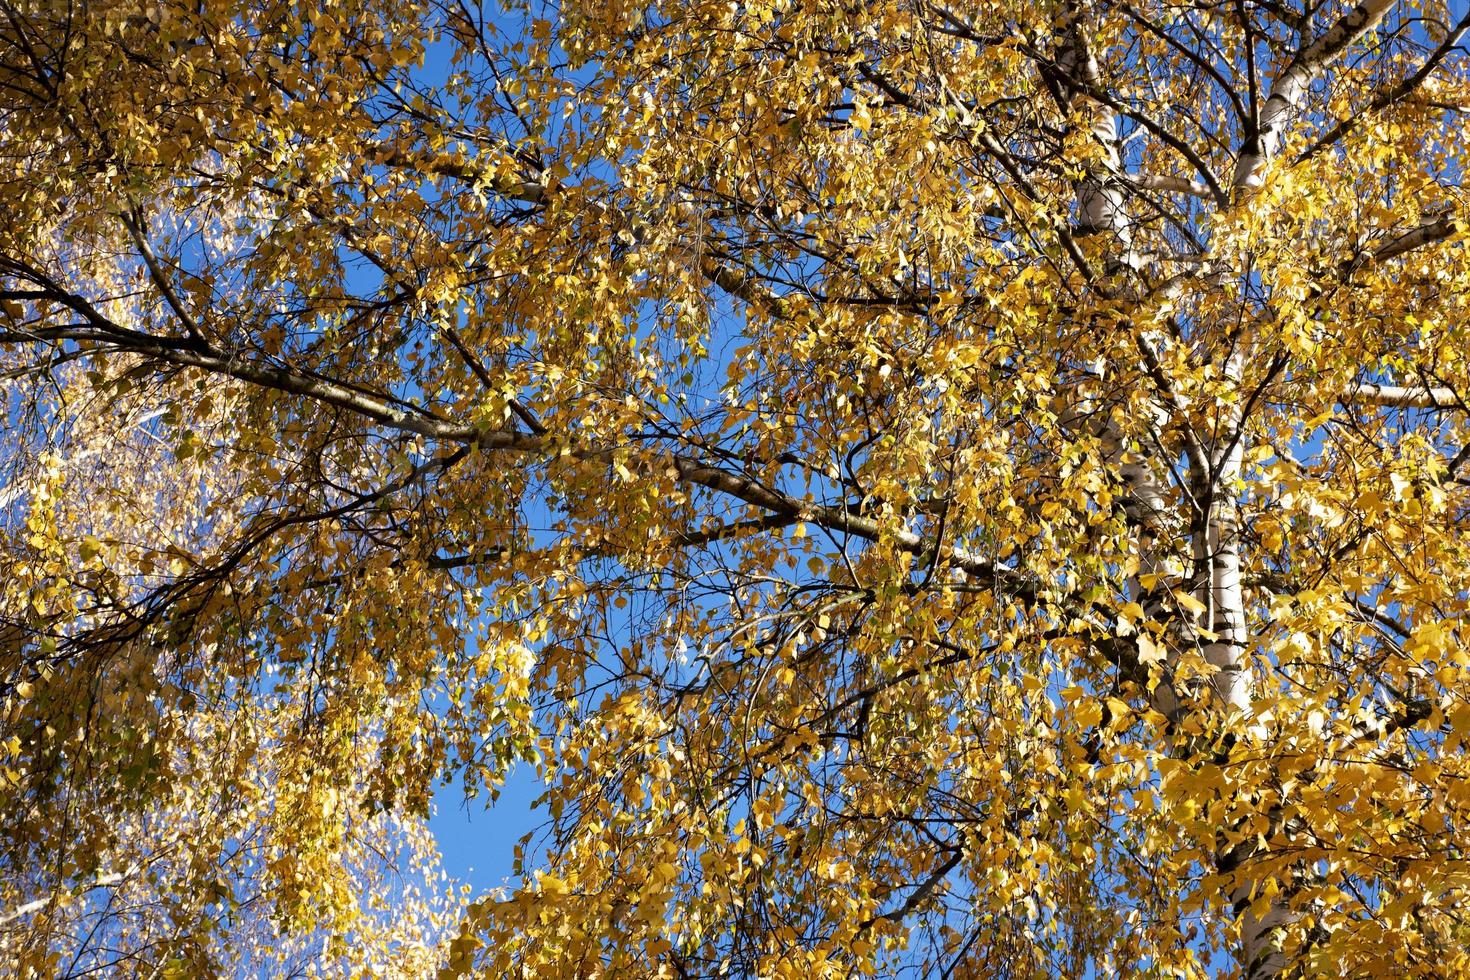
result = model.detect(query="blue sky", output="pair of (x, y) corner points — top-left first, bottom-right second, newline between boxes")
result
(432, 764), (543, 895)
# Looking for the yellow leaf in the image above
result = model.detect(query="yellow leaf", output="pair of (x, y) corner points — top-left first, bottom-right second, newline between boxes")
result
(1174, 592), (1207, 615)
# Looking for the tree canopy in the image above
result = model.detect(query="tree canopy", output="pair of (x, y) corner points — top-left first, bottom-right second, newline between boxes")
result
(3, 0), (1470, 975)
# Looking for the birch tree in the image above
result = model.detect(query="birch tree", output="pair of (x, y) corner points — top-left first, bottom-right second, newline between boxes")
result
(3, 0), (1470, 975)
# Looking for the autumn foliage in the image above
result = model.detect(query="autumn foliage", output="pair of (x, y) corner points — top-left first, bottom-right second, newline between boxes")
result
(3, 0), (1470, 975)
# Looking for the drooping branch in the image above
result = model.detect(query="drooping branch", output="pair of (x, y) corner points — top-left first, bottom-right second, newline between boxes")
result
(0, 870), (131, 928)
(0, 310), (1043, 617)
(1296, 6), (1470, 164)
(0, 321), (494, 444)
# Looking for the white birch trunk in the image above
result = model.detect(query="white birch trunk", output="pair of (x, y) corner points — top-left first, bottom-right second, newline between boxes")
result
(1198, 395), (1251, 714)
(1053, 0), (1408, 966)
(1203, 376), (1283, 976)
(1221, 2), (1400, 969)
(1055, 7), (1180, 721)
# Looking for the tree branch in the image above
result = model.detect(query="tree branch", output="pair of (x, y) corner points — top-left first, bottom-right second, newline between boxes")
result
(1339, 383), (1462, 410)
